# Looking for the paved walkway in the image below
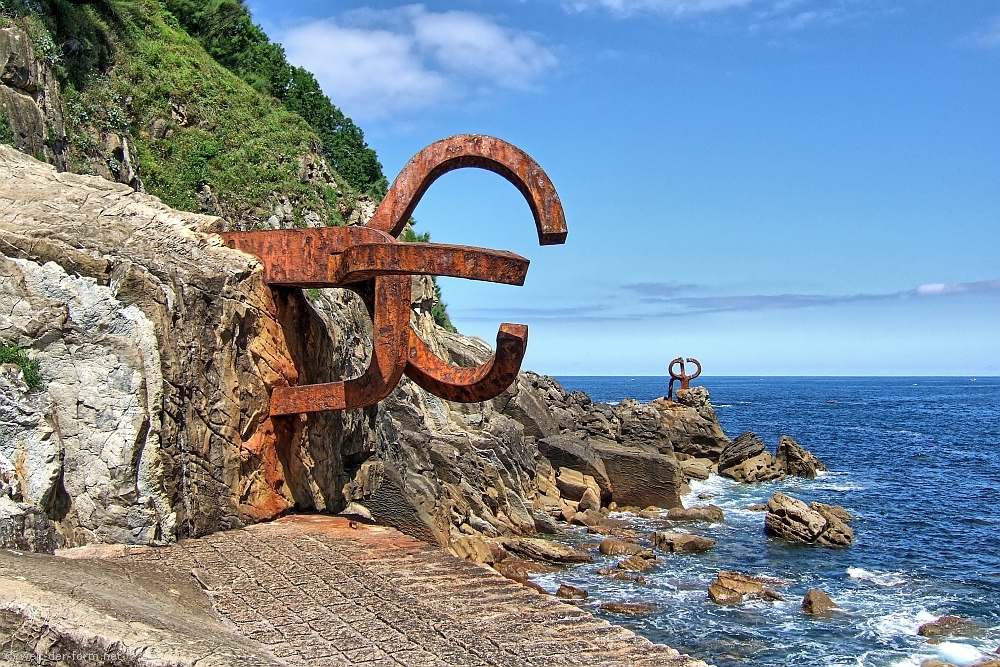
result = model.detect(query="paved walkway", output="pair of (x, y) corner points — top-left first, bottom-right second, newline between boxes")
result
(124, 515), (706, 667)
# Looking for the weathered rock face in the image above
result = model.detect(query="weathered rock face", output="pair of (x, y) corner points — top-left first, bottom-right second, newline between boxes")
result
(650, 387), (730, 460)
(763, 492), (854, 547)
(0, 149), (733, 553)
(0, 146), (308, 546)
(0, 27), (68, 171)
(777, 435), (827, 479)
(590, 439), (683, 509)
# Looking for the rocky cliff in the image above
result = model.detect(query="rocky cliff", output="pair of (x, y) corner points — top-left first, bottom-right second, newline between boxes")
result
(1, 146), (735, 554)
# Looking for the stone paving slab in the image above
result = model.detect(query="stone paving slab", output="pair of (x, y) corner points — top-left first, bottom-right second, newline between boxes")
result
(123, 515), (708, 666)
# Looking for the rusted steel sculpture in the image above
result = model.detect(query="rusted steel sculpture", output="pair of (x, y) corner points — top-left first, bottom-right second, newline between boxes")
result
(667, 357), (702, 401)
(221, 135), (567, 416)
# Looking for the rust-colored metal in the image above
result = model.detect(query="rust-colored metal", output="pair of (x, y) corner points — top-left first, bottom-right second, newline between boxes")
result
(404, 324), (528, 403)
(221, 228), (529, 287)
(368, 134), (567, 245)
(374, 135), (566, 401)
(219, 134), (567, 415)
(667, 357), (702, 401)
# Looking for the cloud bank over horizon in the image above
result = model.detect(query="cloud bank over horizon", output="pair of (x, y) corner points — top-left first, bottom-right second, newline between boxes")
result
(278, 5), (557, 121)
(450, 277), (1000, 323)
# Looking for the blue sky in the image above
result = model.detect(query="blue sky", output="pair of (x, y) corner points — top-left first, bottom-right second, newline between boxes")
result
(247, 0), (1000, 375)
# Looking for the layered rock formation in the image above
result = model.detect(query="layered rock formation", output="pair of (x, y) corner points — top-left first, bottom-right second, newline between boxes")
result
(763, 492), (854, 547)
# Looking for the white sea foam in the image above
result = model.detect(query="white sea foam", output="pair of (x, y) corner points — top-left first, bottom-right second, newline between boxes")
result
(935, 642), (984, 666)
(871, 609), (937, 639)
(848, 567), (908, 587)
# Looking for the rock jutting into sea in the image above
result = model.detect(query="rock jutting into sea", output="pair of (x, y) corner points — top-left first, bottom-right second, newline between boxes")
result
(764, 492), (855, 547)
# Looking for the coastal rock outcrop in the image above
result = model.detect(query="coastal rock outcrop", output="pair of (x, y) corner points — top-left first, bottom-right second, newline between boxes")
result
(650, 387), (730, 460)
(719, 432), (785, 483)
(764, 492), (854, 547)
(777, 435), (827, 479)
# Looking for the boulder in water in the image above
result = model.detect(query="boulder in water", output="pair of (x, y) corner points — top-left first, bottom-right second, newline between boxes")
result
(764, 492), (854, 547)
(652, 531), (716, 553)
(556, 584), (589, 600)
(918, 616), (983, 638)
(600, 602), (655, 615)
(801, 588), (839, 614)
(776, 435), (827, 478)
(708, 571), (785, 605)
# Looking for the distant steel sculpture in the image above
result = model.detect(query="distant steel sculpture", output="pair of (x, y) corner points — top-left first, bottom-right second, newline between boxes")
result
(221, 135), (567, 415)
(667, 357), (702, 401)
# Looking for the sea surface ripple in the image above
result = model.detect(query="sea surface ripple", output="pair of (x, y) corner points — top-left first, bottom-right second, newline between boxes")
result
(543, 376), (1000, 667)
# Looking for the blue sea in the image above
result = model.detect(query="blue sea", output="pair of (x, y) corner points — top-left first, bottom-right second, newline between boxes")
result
(536, 377), (1000, 667)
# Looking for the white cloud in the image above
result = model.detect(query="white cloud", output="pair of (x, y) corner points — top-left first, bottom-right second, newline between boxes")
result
(969, 16), (1000, 48)
(564, 0), (754, 17)
(916, 280), (1000, 297)
(562, 0), (886, 28)
(279, 6), (557, 121)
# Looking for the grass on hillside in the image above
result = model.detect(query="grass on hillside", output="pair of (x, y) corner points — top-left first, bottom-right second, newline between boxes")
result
(2, 0), (355, 226)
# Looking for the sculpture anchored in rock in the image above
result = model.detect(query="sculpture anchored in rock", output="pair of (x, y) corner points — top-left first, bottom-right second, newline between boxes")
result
(221, 135), (567, 415)
(667, 357), (702, 401)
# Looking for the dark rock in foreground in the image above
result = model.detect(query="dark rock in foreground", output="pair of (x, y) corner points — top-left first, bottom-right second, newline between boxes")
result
(802, 588), (839, 614)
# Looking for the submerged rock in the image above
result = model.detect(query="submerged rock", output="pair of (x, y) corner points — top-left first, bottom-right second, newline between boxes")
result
(600, 602), (655, 615)
(918, 616), (983, 638)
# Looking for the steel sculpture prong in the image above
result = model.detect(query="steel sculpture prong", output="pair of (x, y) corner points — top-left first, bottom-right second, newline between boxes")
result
(368, 135), (567, 403)
(219, 134), (567, 415)
(667, 357), (702, 401)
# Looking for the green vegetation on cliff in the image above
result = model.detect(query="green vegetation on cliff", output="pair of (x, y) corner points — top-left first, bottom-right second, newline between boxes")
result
(0, 0), (456, 327)
(160, 0), (387, 198)
(0, 0), (374, 226)
(0, 341), (43, 391)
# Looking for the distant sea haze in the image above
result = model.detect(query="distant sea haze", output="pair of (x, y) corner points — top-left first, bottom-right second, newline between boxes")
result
(550, 376), (1000, 667)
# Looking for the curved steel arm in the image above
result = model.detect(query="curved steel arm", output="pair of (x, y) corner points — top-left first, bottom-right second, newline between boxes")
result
(368, 134), (568, 245)
(268, 275), (411, 415)
(404, 324), (528, 403)
(366, 135), (566, 403)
